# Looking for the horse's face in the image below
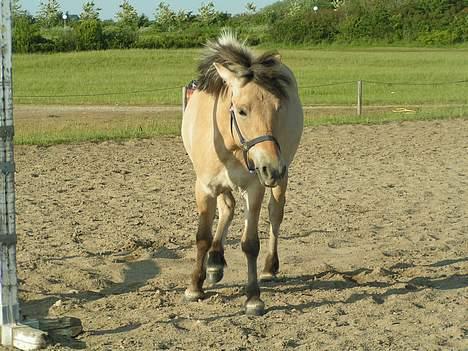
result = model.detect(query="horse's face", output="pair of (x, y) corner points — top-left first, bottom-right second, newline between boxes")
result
(214, 63), (286, 187)
(231, 83), (286, 187)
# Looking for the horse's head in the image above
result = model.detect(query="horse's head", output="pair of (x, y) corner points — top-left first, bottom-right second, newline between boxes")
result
(214, 61), (287, 188)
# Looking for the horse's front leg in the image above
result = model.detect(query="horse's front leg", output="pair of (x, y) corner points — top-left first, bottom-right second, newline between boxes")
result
(184, 180), (216, 301)
(261, 175), (288, 281)
(206, 191), (235, 285)
(242, 185), (266, 315)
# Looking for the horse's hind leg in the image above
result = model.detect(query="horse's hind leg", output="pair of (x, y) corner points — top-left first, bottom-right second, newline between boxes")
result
(185, 180), (216, 301)
(206, 191), (235, 285)
(260, 175), (288, 281)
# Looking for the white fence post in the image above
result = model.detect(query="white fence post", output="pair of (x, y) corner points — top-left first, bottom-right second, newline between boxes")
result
(0, 2), (82, 348)
(1, 1), (47, 349)
(0, 0), (20, 330)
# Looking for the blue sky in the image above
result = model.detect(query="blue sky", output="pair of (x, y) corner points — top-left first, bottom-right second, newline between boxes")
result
(19, 0), (279, 19)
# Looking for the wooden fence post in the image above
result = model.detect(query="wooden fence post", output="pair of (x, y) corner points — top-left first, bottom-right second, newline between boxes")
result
(182, 86), (187, 112)
(357, 80), (363, 116)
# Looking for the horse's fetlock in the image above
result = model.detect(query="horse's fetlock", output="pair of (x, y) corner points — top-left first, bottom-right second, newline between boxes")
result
(245, 283), (260, 299)
(207, 250), (227, 268)
(195, 229), (212, 245)
(264, 253), (280, 274)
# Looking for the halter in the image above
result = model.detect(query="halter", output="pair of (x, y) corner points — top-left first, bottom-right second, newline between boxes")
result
(230, 106), (281, 174)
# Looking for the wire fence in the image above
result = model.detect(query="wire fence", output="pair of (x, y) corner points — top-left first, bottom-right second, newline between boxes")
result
(14, 79), (468, 99)
(14, 85), (182, 98)
(363, 79), (468, 86)
(13, 79), (468, 116)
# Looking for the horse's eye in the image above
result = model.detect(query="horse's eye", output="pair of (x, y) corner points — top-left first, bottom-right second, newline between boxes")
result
(238, 109), (247, 117)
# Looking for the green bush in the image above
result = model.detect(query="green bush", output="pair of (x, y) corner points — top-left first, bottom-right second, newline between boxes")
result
(75, 19), (104, 50)
(334, 0), (467, 45)
(37, 26), (77, 52)
(270, 9), (341, 44)
(338, 1), (396, 43)
(13, 14), (40, 53)
(387, 0), (467, 43)
(29, 36), (56, 53)
(52, 27), (77, 52)
(103, 24), (138, 49)
(449, 12), (468, 43)
(417, 30), (457, 45)
(135, 28), (219, 49)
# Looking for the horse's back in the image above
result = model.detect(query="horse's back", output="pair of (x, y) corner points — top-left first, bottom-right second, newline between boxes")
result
(181, 90), (215, 165)
(277, 64), (304, 164)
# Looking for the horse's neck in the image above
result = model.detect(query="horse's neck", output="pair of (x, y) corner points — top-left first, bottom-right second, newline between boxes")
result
(212, 91), (237, 152)
(214, 88), (231, 120)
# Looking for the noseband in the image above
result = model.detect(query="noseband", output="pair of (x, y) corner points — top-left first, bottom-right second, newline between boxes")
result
(230, 106), (281, 174)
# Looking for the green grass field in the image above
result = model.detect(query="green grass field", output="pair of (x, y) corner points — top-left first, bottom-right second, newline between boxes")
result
(14, 47), (468, 106)
(12, 47), (468, 145)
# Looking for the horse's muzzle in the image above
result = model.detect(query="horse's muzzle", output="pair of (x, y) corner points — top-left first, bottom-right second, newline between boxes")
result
(256, 163), (287, 188)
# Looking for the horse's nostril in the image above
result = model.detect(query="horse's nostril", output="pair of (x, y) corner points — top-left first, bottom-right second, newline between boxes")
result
(271, 169), (280, 180)
(262, 166), (268, 176)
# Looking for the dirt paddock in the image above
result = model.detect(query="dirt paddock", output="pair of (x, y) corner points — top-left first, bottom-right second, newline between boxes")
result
(12, 118), (468, 350)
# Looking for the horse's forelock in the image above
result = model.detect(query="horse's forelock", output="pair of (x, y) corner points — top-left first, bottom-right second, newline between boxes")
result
(197, 34), (290, 99)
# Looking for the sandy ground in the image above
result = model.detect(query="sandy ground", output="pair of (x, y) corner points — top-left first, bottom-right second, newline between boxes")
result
(9, 118), (468, 350)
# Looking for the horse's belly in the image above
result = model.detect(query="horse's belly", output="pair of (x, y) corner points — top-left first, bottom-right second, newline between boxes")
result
(181, 115), (193, 161)
(181, 94), (201, 162)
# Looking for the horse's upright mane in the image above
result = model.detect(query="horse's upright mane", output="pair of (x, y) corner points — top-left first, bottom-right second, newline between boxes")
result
(197, 31), (291, 99)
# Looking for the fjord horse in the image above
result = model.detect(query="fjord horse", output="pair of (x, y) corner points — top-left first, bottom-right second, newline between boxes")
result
(182, 32), (303, 315)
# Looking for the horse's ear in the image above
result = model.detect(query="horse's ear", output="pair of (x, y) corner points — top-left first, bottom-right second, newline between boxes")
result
(273, 54), (282, 63)
(213, 63), (237, 85)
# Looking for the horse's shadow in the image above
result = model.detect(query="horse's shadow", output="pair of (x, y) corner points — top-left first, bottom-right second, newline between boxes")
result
(266, 271), (467, 314)
(20, 256), (161, 349)
(208, 256), (468, 315)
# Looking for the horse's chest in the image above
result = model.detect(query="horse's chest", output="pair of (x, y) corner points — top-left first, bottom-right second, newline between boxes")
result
(201, 167), (249, 197)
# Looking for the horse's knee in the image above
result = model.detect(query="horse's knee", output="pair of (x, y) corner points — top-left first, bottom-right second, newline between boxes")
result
(219, 192), (236, 220)
(241, 238), (260, 258)
(268, 196), (285, 224)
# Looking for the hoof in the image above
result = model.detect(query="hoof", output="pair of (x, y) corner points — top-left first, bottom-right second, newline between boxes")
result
(184, 288), (204, 302)
(244, 299), (265, 316)
(259, 272), (277, 282)
(206, 267), (224, 285)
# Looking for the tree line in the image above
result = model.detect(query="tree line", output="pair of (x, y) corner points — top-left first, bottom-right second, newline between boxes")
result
(12, 0), (468, 53)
